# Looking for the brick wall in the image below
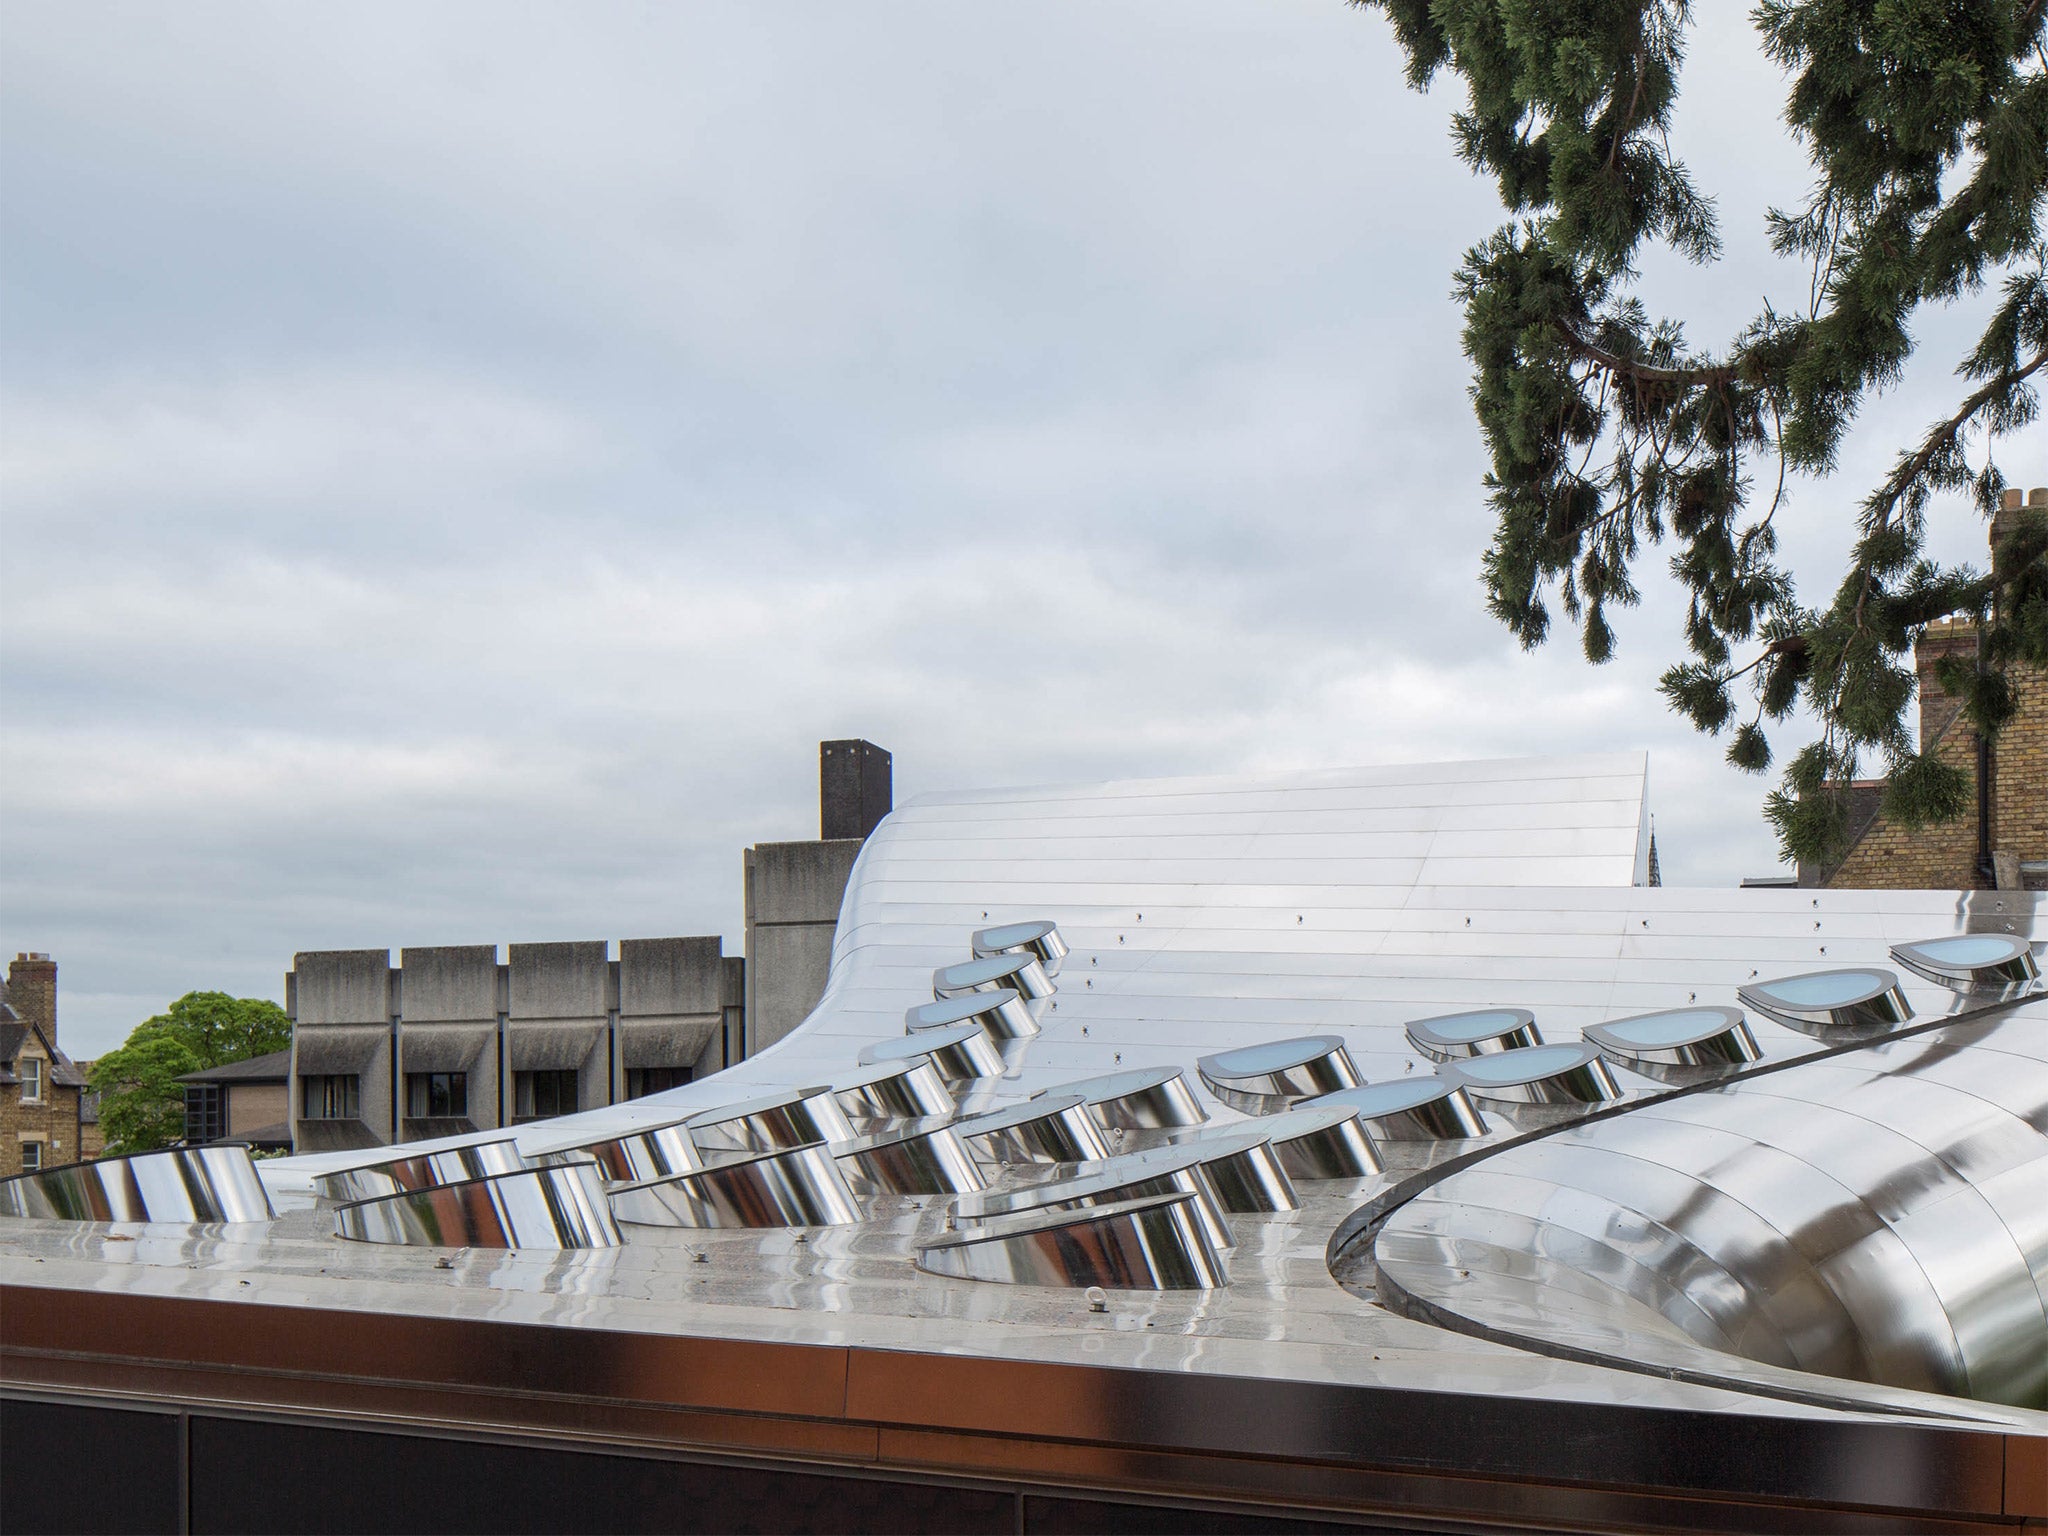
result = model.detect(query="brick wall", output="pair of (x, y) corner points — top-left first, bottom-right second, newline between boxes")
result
(7, 955), (58, 1047)
(1818, 487), (2048, 891)
(0, 1036), (86, 1174)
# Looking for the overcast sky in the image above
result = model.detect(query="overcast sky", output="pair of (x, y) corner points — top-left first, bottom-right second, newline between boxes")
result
(3, 3), (2033, 1056)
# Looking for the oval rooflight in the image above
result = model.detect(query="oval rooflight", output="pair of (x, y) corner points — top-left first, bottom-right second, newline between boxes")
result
(1438, 1042), (1624, 1107)
(527, 1117), (701, 1184)
(933, 952), (1054, 1005)
(916, 1192), (1226, 1290)
(334, 1161), (619, 1250)
(611, 1141), (863, 1229)
(1737, 967), (1913, 1036)
(1584, 1006), (1760, 1081)
(954, 1093), (1110, 1165)
(314, 1137), (525, 1205)
(1890, 933), (2040, 992)
(1202, 1103), (1381, 1180)
(907, 986), (1038, 1041)
(1309, 1078), (1488, 1141)
(686, 1086), (855, 1153)
(1196, 1034), (1360, 1113)
(832, 1058), (957, 1123)
(971, 919), (1069, 977)
(956, 1142), (1235, 1255)
(833, 1120), (984, 1196)
(1128, 1131), (1297, 1214)
(1405, 1008), (1542, 1062)
(1034, 1065), (1208, 1130)
(860, 1024), (1006, 1086)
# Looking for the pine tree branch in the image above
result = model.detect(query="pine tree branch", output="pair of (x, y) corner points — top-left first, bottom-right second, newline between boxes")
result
(1550, 319), (1739, 389)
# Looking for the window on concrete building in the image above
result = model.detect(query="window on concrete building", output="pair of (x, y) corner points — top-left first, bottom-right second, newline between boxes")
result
(512, 1070), (578, 1122)
(405, 1071), (468, 1120)
(302, 1074), (361, 1120)
(20, 1056), (41, 1103)
(184, 1084), (225, 1144)
(626, 1066), (692, 1100)
(20, 1140), (43, 1172)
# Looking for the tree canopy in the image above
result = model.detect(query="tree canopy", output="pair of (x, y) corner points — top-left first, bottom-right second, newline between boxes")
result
(1356, 0), (2048, 866)
(87, 991), (292, 1156)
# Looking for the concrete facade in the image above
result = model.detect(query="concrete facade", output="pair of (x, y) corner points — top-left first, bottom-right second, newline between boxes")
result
(288, 938), (738, 1150)
(288, 950), (397, 1153)
(1810, 488), (2048, 891)
(742, 839), (864, 1056)
(742, 738), (895, 1055)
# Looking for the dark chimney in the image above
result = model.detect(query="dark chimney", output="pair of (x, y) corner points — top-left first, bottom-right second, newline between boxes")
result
(821, 740), (892, 842)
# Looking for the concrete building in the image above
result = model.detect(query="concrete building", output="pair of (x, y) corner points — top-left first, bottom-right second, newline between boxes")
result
(287, 938), (742, 1153)
(0, 955), (95, 1173)
(1806, 486), (2048, 890)
(743, 739), (890, 1055)
(281, 741), (887, 1151)
(178, 1049), (293, 1151)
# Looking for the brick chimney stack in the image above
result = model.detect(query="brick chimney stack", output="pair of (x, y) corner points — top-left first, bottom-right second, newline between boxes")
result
(8, 953), (57, 1048)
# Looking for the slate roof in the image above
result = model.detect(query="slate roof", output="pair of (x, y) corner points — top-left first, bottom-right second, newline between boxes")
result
(176, 1048), (293, 1085)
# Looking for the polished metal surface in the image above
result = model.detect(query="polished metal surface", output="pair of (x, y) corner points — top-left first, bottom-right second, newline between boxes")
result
(905, 986), (1039, 1042)
(686, 1086), (856, 1153)
(1309, 1078), (1491, 1141)
(0, 1144), (276, 1224)
(1891, 933), (2041, 992)
(1207, 1103), (1382, 1180)
(956, 1143), (1236, 1256)
(970, 918), (1069, 977)
(953, 1092), (1111, 1164)
(1373, 1002), (2048, 1410)
(1196, 1034), (1360, 1113)
(1038, 1066), (1209, 1132)
(313, 1138), (526, 1204)
(610, 1141), (864, 1228)
(526, 1116), (701, 1183)
(1130, 1130), (1297, 1213)
(1584, 1005), (1760, 1081)
(857, 1023), (1006, 1086)
(832, 1120), (985, 1195)
(915, 1191), (1227, 1290)
(831, 1057), (958, 1123)
(1437, 1041), (1624, 1106)
(931, 951), (1055, 1006)
(1405, 1008), (1543, 1063)
(333, 1161), (619, 1249)
(1738, 967), (1915, 1037)
(18, 750), (2048, 1508)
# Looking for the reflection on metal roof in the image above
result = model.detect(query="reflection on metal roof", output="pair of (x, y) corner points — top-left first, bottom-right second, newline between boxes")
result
(6, 751), (2047, 1527)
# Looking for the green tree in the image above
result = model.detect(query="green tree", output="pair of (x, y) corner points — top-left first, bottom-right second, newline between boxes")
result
(88, 1031), (200, 1155)
(1356, 0), (2048, 866)
(86, 992), (293, 1156)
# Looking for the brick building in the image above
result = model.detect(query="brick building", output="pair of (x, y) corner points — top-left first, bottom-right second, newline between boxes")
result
(178, 1049), (294, 1152)
(1805, 486), (2048, 890)
(0, 953), (99, 1174)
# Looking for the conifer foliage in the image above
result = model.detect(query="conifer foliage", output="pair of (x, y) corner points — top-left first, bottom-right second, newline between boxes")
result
(1359, 0), (2048, 865)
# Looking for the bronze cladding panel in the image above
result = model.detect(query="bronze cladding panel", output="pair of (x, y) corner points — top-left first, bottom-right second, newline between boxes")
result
(2, 1284), (2032, 1529)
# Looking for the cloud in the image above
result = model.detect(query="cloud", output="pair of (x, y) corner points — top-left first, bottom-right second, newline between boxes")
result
(2, 1), (2008, 1055)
